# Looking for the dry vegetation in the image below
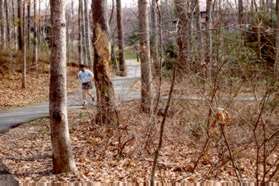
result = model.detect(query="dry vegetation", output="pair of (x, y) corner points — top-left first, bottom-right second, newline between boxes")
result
(0, 50), (80, 110)
(0, 77), (279, 183)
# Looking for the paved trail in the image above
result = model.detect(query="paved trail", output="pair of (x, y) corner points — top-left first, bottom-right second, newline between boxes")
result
(0, 59), (262, 133)
(0, 60), (141, 132)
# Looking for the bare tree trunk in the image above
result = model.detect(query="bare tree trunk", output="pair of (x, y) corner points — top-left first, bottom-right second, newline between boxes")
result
(70, 0), (74, 63)
(66, 6), (70, 64)
(17, 0), (26, 88)
(38, 0), (41, 48)
(150, 0), (160, 77)
(0, 0), (6, 48)
(274, 0), (279, 77)
(84, 0), (93, 68)
(188, 0), (196, 63)
(12, 0), (17, 49)
(138, 0), (152, 112)
(205, 0), (213, 79)
(92, 0), (119, 126)
(174, 0), (189, 75)
(194, 0), (203, 63)
(32, 0), (38, 71)
(238, 0), (243, 26)
(78, 0), (84, 65)
(80, 0), (87, 65)
(27, 0), (31, 51)
(116, 0), (127, 76)
(4, 0), (10, 44)
(49, 0), (77, 173)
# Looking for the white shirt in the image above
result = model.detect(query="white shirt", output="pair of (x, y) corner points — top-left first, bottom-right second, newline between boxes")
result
(78, 69), (94, 83)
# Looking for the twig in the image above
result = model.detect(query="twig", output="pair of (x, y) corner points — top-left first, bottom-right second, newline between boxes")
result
(220, 125), (242, 182)
(150, 65), (176, 186)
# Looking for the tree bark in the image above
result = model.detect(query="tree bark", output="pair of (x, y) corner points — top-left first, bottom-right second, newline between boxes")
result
(49, 0), (77, 174)
(4, 0), (10, 44)
(84, 0), (93, 68)
(116, 0), (127, 76)
(80, 0), (87, 65)
(32, 0), (38, 71)
(238, 0), (243, 26)
(17, 0), (26, 88)
(205, 0), (213, 79)
(150, 0), (160, 77)
(138, 0), (152, 112)
(92, 0), (119, 126)
(0, 0), (6, 48)
(194, 0), (203, 63)
(27, 0), (31, 51)
(78, 0), (85, 65)
(275, 0), (279, 77)
(174, 0), (189, 75)
(12, 0), (17, 48)
(66, 6), (70, 64)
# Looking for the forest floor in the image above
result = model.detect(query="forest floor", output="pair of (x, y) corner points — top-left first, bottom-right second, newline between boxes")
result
(0, 97), (278, 184)
(0, 51), (80, 111)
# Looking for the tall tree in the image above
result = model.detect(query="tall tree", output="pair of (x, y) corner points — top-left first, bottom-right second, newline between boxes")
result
(66, 4), (70, 64)
(4, 0), (10, 44)
(17, 0), (26, 88)
(138, 0), (152, 112)
(174, 0), (189, 74)
(150, 0), (160, 77)
(116, 0), (127, 76)
(80, 0), (87, 65)
(92, 0), (119, 125)
(22, 1), (26, 88)
(0, 0), (6, 48)
(194, 0), (203, 63)
(27, 0), (31, 51)
(238, 0), (243, 26)
(275, 0), (279, 76)
(32, 0), (38, 70)
(205, 0), (213, 79)
(11, 0), (17, 48)
(49, 0), (77, 173)
(84, 0), (93, 68)
(78, 0), (85, 64)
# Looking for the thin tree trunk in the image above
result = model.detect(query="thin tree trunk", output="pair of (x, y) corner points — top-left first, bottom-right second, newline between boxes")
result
(38, 0), (41, 47)
(4, 0), (10, 44)
(80, 0), (87, 65)
(17, 0), (26, 88)
(49, 0), (77, 173)
(92, 0), (119, 126)
(78, 0), (84, 65)
(195, 0), (203, 63)
(205, 0), (213, 79)
(238, 0), (243, 26)
(71, 0), (74, 63)
(274, 0), (279, 77)
(138, 0), (152, 112)
(32, 0), (38, 71)
(116, 0), (126, 76)
(174, 0), (189, 75)
(150, 0), (159, 77)
(66, 6), (70, 64)
(0, 0), (6, 48)
(84, 0), (93, 68)
(27, 0), (31, 51)
(12, 0), (17, 49)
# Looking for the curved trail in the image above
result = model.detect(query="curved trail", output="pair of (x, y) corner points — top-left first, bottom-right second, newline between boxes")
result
(0, 60), (141, 133)
(0, 59), (261, 133)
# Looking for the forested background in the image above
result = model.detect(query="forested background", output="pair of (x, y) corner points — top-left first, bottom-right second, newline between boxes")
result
(0, 0), (279, 184)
